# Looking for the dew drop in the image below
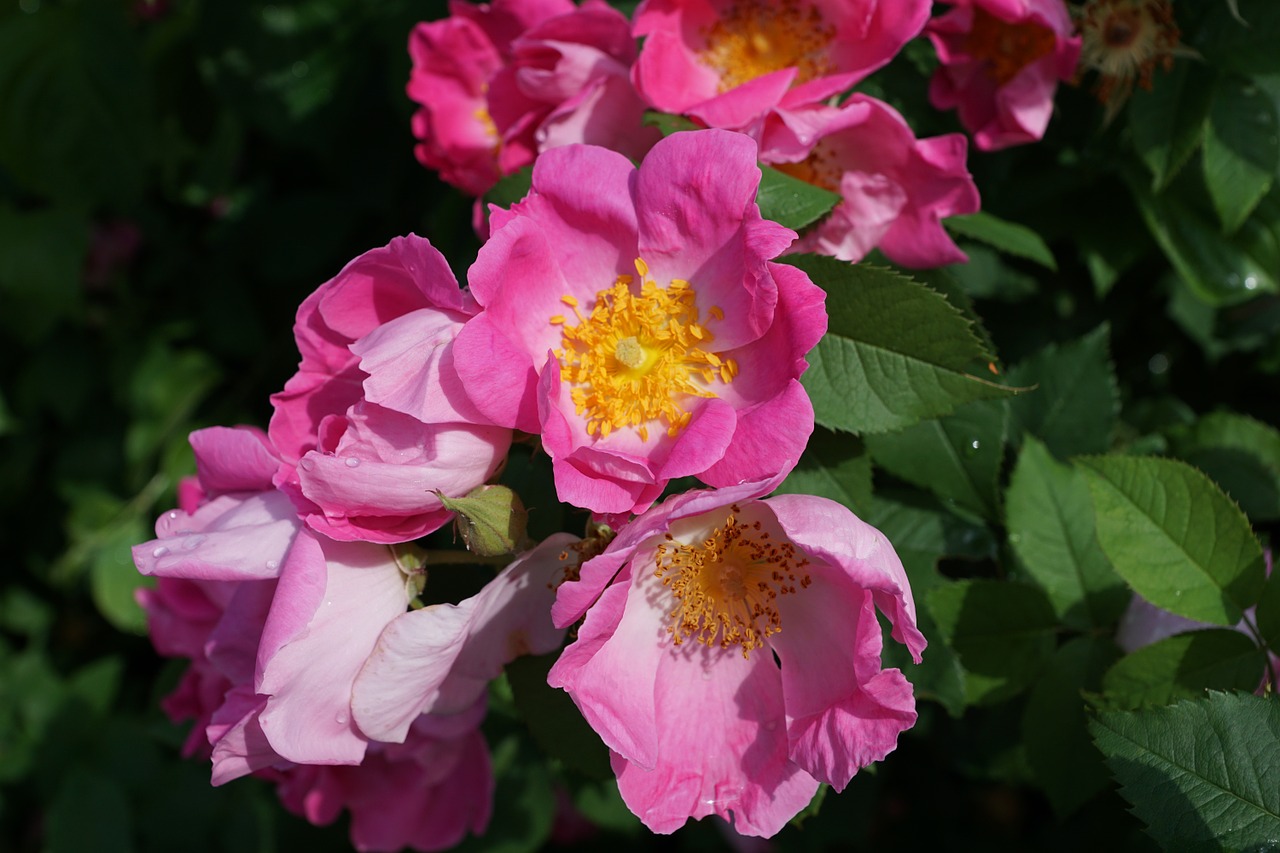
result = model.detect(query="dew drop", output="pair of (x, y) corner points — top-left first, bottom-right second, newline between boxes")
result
(1148, 353), (1169, 375)
(1244, 276), (1259, 290)
(166, 510), (180, 521)
(152, 546), (170, 558)
(344, 457), (361, 468)
(265, 559), (279, 571)
(299, 458), (315, 471)
(335, 713), (348, 726)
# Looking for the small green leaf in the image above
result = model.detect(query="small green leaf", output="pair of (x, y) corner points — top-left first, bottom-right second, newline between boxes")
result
(776, 427), (871, 514)
(865, 398), (1009, 520)
(1166, 411), (1280, 521)
(943, 211), (1056, 270)
(1007, 325), (1120, 458)
(1006, 438), (1128, 630)
(90, 517), (151, 635)
(1023, 637), (1120, 817)
(642, 110), (698, 137)
(756, 164), (840, 230)
(1091, 692), (1280, 852)
(927, 579), (1058, 705)
(787, 255), (1014, 435)
(1079, 455), (1267, 625)
(484, 166), (533, 210)
(1129, 61), (1215, 189)
(1102, 629), (1267, 710)
(1203, 74), (1279, 232)
(506, 653), (611, 781)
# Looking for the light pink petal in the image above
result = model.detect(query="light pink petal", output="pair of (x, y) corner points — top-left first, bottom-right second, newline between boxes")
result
(452, 313), (542, 432)
(209, 686), (277, 786)
(190, 426), (280, 494)
(134, 491), (300, 582)
(257, 538), (407, 766)
(352, 534), (576, 742)
(352, 308), (489, 426)
(700, 380), (811, 487)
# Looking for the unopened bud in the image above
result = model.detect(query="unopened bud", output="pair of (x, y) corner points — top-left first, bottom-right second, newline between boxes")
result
(436, 484), (530, 557)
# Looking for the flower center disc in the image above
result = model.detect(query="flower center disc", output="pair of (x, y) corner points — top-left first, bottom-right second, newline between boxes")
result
(965, 7), (1057, 86)
(699, 0), (835, 93)
(654, 507), (811, 658)
(551, 259), (737, 442)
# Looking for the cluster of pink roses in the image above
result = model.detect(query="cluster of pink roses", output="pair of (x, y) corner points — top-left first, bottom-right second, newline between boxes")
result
(410, 0), (1079, 266)
(134, 0), (1084, 847)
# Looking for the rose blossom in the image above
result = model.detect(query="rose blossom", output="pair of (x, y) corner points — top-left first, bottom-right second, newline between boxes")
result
(632, 0), (930, 134)
(925, 0), (1082, 151)
(763, 94), (980, 267)
(547, 478), (925, 836)
(453, 129), (827, 516)
(268, 234), (511, 544)
(408, 0), (657, 198)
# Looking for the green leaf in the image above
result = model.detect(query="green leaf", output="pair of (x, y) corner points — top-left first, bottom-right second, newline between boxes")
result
(46, 767), (134, 853)
(756, 164), (840, 230)
(926, 579), (1058, 705)
(506, 653), (611, 781)
(787, 255), (1015, 435)
(1203, 74), (1279, 232)
(1102, 629), (1267, 710)
(1129, 61), (1215, 190)
(484, 166), (533, 210)
(776, 427), (872, 514)
(90, 517), (152, 635)
(1023, 637), (1120, 817)
(868, 495), (994, 716)
(943, 211), (1056, 270)
(942, 244), (1038, 303)
(1166, 411), (1280, 521)
(1079, 455), (1267, 625)
(1129, 170), (1280, 306)
(864, 398), (1009, 520)
(642, 109), (698, 137)
(1091, 692), (1280, 852)
(1006, 438), (1128, 630)
(1193, 0), (1280, 75)
(1007, 325), (1120, 458)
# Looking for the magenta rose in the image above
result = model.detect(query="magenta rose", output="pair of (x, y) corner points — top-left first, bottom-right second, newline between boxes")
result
(547, 478), (926, 836)
(454, 129), (827, 516)
(926, 0), (1081, 151)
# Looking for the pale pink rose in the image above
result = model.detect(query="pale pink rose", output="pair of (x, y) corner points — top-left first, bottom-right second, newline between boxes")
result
(926, 0), (1081, 151)
(268, 235), (512, 544)
(408, 0), (657, 197)
(548, 479), (925, 836)
(133, 427), (412, 775)
(763, 95), (980, 267)
(632, 0), (930, 134)
(454, 130), (827, 516)
(352, 534), (579, 743)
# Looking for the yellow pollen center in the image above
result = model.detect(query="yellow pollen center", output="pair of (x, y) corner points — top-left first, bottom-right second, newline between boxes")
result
(965, 7), (1058, 86)
(551, 259), (737, 443)
(654, 506), (811, 658)
(772, 141), (842, 192)
(699, 0), (836, 94)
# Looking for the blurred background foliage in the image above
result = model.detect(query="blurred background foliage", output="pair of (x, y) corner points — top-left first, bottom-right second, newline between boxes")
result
(0, 0), (1277, 851)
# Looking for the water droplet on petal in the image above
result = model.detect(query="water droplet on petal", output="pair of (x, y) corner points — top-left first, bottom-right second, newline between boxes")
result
(344, 457), (360, 468)
(265, 559), (279, 571)
(166, 511), (179, 521)
(299, 458), (315, 471)
(335, 713), (348, 726)
(152, 546), (170, 558)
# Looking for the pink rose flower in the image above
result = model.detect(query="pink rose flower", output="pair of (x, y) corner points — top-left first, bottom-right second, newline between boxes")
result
(269, 235), (511, 544)
(925, 0), (1082, 151)
(408, 0), (657, 197)
(632, 0), (930, 133)
(547, 479), (926, 836)
(454, 130), (827, 516)
(763, 94), (980, 267)
(351, 534), (580, 743)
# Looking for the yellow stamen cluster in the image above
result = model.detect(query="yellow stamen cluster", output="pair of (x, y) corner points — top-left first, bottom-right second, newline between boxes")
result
(965, 7), (1058, 86)
(552, 259), (737, 443)
(772, 142), (842, 192)
(699, 0), (835, 94)
(654, 506), (811, 658)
